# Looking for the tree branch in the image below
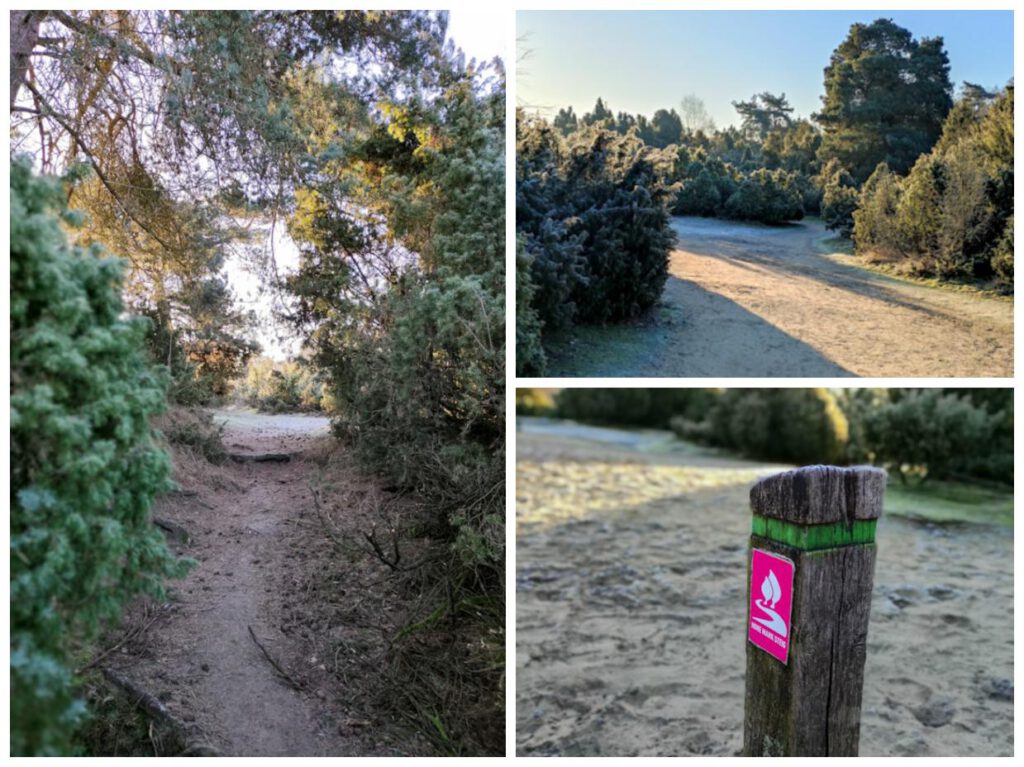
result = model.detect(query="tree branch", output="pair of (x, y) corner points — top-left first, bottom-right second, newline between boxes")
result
(21, 77), (177, 254)
(48, 10), (181, 74)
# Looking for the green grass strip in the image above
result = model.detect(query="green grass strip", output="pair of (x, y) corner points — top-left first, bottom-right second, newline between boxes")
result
(751, 515), (876, 550)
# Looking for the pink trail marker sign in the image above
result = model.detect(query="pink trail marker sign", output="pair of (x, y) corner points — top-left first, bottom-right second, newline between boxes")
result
(748, 548), (795, 664)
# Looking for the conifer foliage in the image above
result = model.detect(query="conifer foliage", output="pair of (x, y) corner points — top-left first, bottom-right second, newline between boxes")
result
(853, 86), (1013, 286)
(282, 51), (507, 750)
(516, 116), (675, 374)
(287, 58), (506, 572)
(816, 18), (954, 183)
(562, 128), (675, 323)
(10, 162), (189, 756)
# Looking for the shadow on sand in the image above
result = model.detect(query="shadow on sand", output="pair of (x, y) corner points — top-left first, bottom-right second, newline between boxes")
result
(670, 218), (951, 320)
(547, 278), (852, 377)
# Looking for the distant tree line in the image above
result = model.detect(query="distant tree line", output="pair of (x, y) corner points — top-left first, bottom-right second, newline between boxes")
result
(554, 91), (820, 227)
(517, 18), (1014, 371)
(532, 387), (1012, 485)
(233, 356), (333, 413)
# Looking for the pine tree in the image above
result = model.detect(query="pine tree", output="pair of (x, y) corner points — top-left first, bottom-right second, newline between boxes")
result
(733, 92), (794, 140)
(581, 96), (614, 127)
(649, 108), (683, 148)
(552, 105), (578, 136)
(816, 18), (953, 182)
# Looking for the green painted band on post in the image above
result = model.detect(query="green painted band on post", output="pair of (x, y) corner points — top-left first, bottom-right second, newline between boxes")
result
(751, 515), (877, 551)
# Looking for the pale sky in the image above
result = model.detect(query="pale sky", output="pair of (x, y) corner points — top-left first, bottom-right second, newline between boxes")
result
(448, 8), (508, 63)
(224, 228), (302, 362)
(517, 10), (1014, 127)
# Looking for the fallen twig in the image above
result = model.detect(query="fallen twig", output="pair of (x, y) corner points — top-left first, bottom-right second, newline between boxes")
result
(76, 606), (168, 674)
(310, 485), (346, 551)
(153, 517), (190, 543)
(165, 489), (213, 510)
(363, 526), (401, 571)
(247, 625), (304, 690)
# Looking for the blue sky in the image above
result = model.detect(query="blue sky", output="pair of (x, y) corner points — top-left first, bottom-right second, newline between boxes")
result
(517, 10), (1014, 127)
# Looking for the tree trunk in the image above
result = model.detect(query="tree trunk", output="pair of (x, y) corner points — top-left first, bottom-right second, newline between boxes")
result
(10, 11), (46, 110)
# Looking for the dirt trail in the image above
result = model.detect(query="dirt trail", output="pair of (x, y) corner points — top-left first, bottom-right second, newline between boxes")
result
(104, 409), (390, 756)
(549, 217), (1012, 377)
(516, 421), (1014, 757)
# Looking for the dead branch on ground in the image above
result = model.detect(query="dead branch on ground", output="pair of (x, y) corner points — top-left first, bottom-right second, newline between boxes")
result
(362, 525), (402, 571)
(247, 625), (304, 691)
(101, 668), (219, 756)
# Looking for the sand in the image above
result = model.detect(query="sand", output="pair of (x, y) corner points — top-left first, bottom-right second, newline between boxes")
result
(546, 216), (1013, 377)
(515, 421), (1014, 756)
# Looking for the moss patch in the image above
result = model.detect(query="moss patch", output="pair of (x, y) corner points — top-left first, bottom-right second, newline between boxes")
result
(884, 480), (1013, 528)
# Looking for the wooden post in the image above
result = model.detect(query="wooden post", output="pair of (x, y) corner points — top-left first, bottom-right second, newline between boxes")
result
(742, 465), (886, 757)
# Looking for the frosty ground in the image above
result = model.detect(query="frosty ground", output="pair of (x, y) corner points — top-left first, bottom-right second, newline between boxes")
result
(515, 419), (1013, 757)
(546, 217), (1013, 377)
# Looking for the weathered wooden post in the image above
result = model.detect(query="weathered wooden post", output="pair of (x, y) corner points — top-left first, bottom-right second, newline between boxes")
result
(743, 465), (886, 757)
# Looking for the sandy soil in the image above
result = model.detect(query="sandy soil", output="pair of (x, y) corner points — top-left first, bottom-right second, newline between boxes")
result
(101, 409), (425, 756)
(515, 421), (1014, 757)
(549, 217), (1013, 377)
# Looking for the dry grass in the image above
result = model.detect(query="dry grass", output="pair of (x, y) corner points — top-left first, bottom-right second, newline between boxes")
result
(301, 433), (339, 466)
(73, 598), (187, 756)
(74, 679), (160, 756)
(859, 246), (904, 265)
(301, 441), (504, 755)
(153, 407), (240, 494)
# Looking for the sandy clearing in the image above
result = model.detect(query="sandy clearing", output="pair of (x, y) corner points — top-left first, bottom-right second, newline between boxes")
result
(515, 423), (1013, 757)
(547, 217), (1012, 377)
(214, 406), (331, 455)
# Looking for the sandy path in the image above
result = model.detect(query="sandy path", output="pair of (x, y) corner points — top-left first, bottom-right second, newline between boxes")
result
(549, 217), (1013, 377)
(515, 423), (1013, 757)
(104, 410), (383, 756)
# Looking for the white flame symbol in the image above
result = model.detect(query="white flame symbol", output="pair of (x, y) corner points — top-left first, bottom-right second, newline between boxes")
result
(760, 570), (782, 608)
(753, 568), (787, 638)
